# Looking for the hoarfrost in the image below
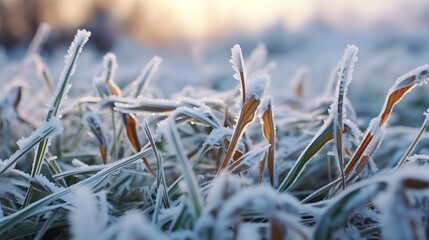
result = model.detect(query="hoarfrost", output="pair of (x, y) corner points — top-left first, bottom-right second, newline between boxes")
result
(203, 128), (232, 147)
(258, 95), (273, 116)
(17, 118), (63, 148)
(0, 118), (63, 173)
(69, 187), (100, 240)
(230, 44), (246, 82)
(237, 223), (260, 240)
(48, 29), (91, 117)
(229, 144), (270, 174)
(113, 211), (167, 240)
(246, 73), (269, 101)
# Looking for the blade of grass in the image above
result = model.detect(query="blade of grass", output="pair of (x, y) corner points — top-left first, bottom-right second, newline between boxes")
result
(83, 111), (108, 164)
(122, 113), (155, 175)
(142, 121), (170, 208)
(314, 180), (386, 240)
(164, 117), (202, 218)
(393, 107), (429, 170)
(24, 29), (91, 206)
(332, 45), (358, 189)
(259, 96), (276, 185)
(218, 97), (260, 171)
(230, 44), (247, 104)
(278, 119), (333, 192)
(343, 65), (429, 183)
(0, 118), (62, 175)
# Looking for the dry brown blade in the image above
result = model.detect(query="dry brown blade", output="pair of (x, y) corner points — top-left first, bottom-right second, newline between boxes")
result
(107, 81), (121, 96)
(271, 218), (285, 240)
(219, 98), (260, 171)
(403, 178), (429, 190)
(344, 132), (373, 175)
(99, 144), (107, 164)
(379, 84), (413, 126)
(345, 73), (423, 177)
(123, 113), (155, 175)
(261, 105), (275, 185)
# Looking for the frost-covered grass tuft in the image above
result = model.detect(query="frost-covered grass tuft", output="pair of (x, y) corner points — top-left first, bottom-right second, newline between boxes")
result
(2, 26), (429, 240)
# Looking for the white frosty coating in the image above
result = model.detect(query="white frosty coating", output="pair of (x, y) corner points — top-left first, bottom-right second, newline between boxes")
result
(344, 118), (363, 143)
(16, 118), (63, 148)
(113, 96), (181, 114)
(72, 158), (89, 168)
(214, 185), (303, 239)
(367, 117), (381, 136)
(334, 44), (358, 110)
(0, 118), (63, 173)
(203, 128), (232, 147)
(423, 107), (429, 121)
(48, 29), (91, 117)
(172, 106), (221, 129)
(258, 95), (273, 117)
(113, 211), (167, 240)
(237, 223), (261, 240)
(203, 171), (250, 214)
(375, 168), (429, 240)
(102, 52), (117, 82)
(246, 72), (269, 102)
(69, 187), (100, 240)
(230, 44), (247, 82)
(229, 144), (270, 174)
(392, 64), (429, 90)
(377, 167), (429, 239)
(377, 64), (429, 124)
(332, 44), (358, 122)
(362, 128), (384, 158)
(331, 45), (358, 177)
(33, 175), (68, 201)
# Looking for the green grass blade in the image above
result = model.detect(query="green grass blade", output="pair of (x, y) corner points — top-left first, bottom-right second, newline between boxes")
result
(164, 117), (202, 218)
(24, 30), (91, 206)
(278, 119), (333, 192)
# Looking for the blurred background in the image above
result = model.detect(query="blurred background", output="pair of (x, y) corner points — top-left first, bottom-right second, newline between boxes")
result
(1, 0), (429, 126)
(2, 0), (429, 50)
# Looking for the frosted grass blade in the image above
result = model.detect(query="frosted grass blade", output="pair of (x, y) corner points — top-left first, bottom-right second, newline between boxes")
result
(343, 65), (429, 181)
(0, 118), (62, 174)
(164, 117), (202, 218)
(259, 96), (276, 185)
(332, 45), (358, 188)
(25, 30), (90, 206)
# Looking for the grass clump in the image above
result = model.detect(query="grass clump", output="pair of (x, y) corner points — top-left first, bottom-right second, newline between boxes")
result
(1, 26), (429, 240)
